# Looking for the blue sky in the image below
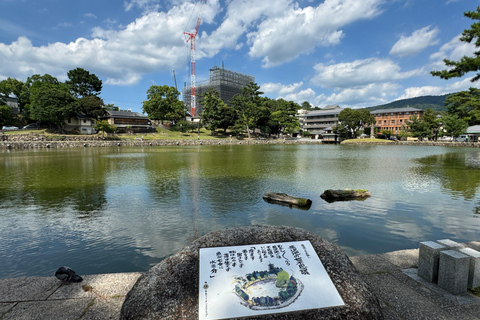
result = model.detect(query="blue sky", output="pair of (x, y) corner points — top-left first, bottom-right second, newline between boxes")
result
(1, 0), (479, 113)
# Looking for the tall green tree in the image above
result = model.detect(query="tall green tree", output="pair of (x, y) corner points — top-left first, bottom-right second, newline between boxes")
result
(66, 68), (102, 98)
(0, 105), (12, 127)
(443, 88), (480, 125)
(21, 74), (61, 120)
(241, 82), (263, 137)
(301, 101), (312, 110)
(29, 81), (76, 129)
(231, 94), (250, 138)
(431, 6), (480, 82)
(271, 99), (300, 134)
(77, 95), (105, 119)
(200, 89), (226, 135)
(0, 78), (25, 110)
(142, 85), (183, 124)
(405, 115), (430, 140)
(338, 108), (376, 138)
(422, 108), (442, 140)
(441, 114), (469, 138)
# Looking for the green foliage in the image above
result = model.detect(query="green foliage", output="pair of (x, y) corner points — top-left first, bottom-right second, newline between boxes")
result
(441, 114), (469, 137)
(405, 115), (430, 140)
(338, 108), (376, 138)
(381, 129), (394, 136)
(431, 7), (480, 82)
(104, 103), (120, 111)
(444, 88), (480, 125)
(66, 68), (102, 98)
(76, 95), (105, 119)
(28, 77), (76, 129)
(0, 105), (12, 126)
(301, 101), (312, 110)
(200, 89), (228, 135)
(94, 120), (117, 138)
(142, 85), (183, 124)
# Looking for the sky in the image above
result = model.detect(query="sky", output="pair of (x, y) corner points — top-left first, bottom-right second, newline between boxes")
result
(1, 0), (480, 113)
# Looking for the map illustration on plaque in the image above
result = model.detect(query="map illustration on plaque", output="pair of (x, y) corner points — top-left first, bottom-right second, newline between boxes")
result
(199, 240), (344, 320)
(233, 263), (304, 310)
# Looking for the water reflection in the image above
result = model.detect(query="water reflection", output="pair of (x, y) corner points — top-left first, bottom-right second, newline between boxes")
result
(1, 145), (480, 278)
(414, 151), (480, 200)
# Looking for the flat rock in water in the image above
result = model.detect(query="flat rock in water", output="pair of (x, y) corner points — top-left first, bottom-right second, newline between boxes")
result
(320, 189), (371, 202)
(120, 225), (383, 320)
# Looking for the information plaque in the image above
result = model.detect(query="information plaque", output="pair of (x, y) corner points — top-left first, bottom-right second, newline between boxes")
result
(199, 240), (344, 320)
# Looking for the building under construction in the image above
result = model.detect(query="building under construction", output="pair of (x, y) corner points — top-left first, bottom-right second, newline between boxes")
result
(183, 65), (255, 116)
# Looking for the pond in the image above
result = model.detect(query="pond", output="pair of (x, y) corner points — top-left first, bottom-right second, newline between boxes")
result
(1, 144), (480, 278)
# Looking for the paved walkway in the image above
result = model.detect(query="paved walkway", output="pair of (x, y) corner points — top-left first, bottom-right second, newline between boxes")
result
(350, 241), (480, 320)
(1, 241), (479, 320)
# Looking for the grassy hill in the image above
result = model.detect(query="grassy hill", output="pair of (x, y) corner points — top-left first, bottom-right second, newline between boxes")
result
(367, 94), (450, 112)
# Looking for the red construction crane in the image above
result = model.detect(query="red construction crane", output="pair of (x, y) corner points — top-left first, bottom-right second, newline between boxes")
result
(184, 0), (206, 118)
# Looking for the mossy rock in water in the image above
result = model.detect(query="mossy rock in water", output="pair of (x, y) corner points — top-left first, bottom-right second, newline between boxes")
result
(320, 189), (371, 202)
(263, 191), (312, 209)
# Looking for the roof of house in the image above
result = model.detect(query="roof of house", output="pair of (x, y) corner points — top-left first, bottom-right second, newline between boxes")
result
(467, 125), (480, 134)
(303, 106), (343, 117)
(371, 107), (423, 114)
(104, 110), (149, 119)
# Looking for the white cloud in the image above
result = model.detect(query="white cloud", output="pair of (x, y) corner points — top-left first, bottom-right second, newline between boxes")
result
(0, 2), (218, 85)
(261, 81), (316, 104)
(85, 13), (98, 19)
(397, 77), (480, 100)
(316, 82), (401, 108)
(246, 0), (383, 67)
(430, 34), (476, 70)
(311, 58), (423, 89)
(390, 26), (439, 57)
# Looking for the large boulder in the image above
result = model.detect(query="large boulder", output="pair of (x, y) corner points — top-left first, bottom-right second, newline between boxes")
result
(120, 225), (383, 320)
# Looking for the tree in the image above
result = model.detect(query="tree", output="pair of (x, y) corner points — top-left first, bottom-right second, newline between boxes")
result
(405, 115), (430, 140)
(338, 108), (376, 138)
(422, 108), (442, 140)
(95, 120), (117, 138)
(443, 88), (480, 125)
(0, 105), (12, 127)
(200, 89), (226, 135)
(270, 99), (300, 135)
(241, 82), (264, 137)
(0, 78), (25, 109)
(29, 81), (76, 129)
(442, 114), (469, 138)
(301, 101), (312, 110)
(66, 68), (102, 98)
(104, 103), (120, 111)
(21, 74), (61, 120)
(142, 85), (182, 124)
(231, 94), (250, 137)
(77, 95), (105, 119)
(431, 7), (480, 82)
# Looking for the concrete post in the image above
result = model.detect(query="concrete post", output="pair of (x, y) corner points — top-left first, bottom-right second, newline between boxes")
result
(418, 241), (446, 283)
(438, 250), (469, 295)
(459, 248), (480, 290)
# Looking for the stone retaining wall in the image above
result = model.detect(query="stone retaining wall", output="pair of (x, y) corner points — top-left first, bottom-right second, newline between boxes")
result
(0, 137), (321, 150)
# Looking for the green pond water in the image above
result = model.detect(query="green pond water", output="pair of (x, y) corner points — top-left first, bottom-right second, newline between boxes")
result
(1, 144), (480, 278)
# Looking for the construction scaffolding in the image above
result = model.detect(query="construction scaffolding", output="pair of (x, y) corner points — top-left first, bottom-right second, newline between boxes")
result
(183, 65), (255, 116)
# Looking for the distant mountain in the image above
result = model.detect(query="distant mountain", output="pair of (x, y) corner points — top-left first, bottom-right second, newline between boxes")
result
(367, 94), (450, 112)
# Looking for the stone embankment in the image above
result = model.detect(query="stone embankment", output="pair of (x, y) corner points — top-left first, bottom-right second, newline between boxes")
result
(345, 140), (480, 148)
(0, 134), (321, 150)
